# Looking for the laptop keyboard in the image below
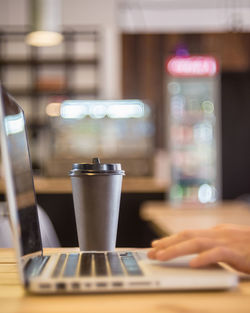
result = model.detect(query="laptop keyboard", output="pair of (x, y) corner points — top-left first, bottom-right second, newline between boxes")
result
(26, 252), (143, 278)
(53, 252), (143, 278)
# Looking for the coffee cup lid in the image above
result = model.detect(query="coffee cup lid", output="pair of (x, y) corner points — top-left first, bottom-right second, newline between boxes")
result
(69, 158), (125, 176)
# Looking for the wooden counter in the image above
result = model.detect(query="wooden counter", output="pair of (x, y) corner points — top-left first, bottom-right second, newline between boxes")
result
(140, 200), (250, 236)
(0, 176), (168, 194)
(1, 248), (250, 313)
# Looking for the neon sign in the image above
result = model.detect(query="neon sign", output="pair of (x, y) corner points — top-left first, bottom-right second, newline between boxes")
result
(166, 56), (218, 77)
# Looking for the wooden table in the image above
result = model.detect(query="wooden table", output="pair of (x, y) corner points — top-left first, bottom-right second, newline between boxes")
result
(140, 200), (250, 236)
(1, 248), (250, 313)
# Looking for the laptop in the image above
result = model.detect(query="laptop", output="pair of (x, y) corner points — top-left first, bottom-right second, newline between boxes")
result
(0, 84), (238, 293)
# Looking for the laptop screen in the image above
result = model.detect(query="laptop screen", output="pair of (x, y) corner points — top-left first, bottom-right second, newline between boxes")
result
(0, 86), (42, 255)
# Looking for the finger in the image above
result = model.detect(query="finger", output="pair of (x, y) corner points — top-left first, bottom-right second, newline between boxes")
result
(155, 237), (216, 261)
(189, 247), (250, 273)
(151, 239), (160, 246)
(151, 234), (179, 248)
(152, 229), (217, 250)
(147, 248), (158, 259)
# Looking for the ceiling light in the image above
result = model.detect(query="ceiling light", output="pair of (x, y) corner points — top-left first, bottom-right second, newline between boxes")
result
(26, 0), (63, 47)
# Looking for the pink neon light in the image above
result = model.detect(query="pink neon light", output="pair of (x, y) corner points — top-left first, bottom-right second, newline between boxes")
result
(166, 56), (218, 77)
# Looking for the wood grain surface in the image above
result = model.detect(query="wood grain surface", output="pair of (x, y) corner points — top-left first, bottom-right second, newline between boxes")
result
(1, 248), (250, 313)
(0, 177), (168, 194)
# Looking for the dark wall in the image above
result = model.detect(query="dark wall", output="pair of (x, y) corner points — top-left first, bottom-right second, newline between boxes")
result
(221, 72), (250, 199)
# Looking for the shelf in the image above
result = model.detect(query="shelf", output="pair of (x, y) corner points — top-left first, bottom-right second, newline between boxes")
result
(8, 88), (98, 97)
(0, 27), (102, 175)
(0, 28), (100, 99)
(0, 58), (99, 66)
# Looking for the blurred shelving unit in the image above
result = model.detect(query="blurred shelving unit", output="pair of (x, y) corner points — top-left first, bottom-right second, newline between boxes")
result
(0, 26), (100, 112)
(0, 27), (155, 178)
(0, 26), (101, 173)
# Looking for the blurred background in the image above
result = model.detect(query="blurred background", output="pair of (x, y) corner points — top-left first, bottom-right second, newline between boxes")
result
(1, 0), (250, 246)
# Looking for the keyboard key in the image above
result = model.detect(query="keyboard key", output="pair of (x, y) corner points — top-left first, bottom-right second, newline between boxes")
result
(63, 254), (79, 277)
(37, 256), (50, 276)
(107, 252), (124, 276)
(94, 253), (107, 276)
(120, 252), (143, 276)
(52, 254), (67, 278)
(24, 255), (50, 278)
(80, 253), (92, 276)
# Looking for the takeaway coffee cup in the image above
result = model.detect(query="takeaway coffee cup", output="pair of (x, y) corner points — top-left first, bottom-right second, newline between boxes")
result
(69, 158), (125, 251)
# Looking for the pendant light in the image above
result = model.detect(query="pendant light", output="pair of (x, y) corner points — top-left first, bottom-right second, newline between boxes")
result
(26, 0), (63, 47)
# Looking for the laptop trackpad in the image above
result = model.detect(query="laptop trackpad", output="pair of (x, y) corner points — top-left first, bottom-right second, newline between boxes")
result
(137, 251), (196, 267)
(136, 251), (225, 278)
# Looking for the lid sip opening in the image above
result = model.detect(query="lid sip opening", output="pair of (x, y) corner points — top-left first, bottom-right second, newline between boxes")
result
(92, 157), (100, 164)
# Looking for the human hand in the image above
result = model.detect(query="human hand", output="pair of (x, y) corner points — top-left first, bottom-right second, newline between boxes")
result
(147, 224), (250, 274)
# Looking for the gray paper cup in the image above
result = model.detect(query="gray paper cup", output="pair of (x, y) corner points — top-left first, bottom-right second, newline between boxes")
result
(69, 158), (125, 251)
